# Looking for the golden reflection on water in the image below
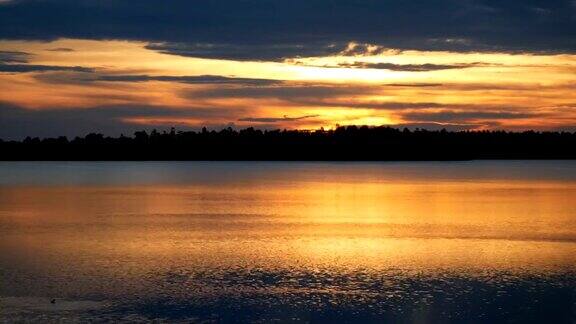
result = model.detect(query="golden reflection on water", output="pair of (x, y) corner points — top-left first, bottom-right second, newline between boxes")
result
(2, 162), (576, 322)
(2, 178), (576, 277)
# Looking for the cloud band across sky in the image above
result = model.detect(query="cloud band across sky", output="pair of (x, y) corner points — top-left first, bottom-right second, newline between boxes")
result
(1, 0), (576, 58)
(0, 1), (575, 138)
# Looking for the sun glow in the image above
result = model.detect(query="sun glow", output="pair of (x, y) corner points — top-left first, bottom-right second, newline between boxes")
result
(1, 39), (576, 132)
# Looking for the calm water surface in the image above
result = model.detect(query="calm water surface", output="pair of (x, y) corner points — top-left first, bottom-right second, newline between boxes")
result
(1, 161), (575, 323)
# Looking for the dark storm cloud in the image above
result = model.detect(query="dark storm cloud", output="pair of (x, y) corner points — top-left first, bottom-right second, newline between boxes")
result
(0, 0), (574, 61)
(0, 102), (239, 140)
(238, 115), (320, 123)
(337, 62), (494, 72)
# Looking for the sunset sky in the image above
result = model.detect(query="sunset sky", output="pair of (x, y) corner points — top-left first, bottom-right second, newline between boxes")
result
(1, 0), (575, 139)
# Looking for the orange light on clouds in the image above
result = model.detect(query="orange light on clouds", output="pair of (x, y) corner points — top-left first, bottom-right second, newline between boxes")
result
(1, 39), (575, 131)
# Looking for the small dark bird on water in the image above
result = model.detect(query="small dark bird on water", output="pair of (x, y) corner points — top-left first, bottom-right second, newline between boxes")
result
(50, 299), (56, 304)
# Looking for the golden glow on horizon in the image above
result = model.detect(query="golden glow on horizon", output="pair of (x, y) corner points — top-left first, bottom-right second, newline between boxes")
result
(1, 38), (576, 130)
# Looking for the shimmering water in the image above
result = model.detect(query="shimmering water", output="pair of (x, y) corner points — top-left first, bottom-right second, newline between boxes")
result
(1, 161), (576, 323)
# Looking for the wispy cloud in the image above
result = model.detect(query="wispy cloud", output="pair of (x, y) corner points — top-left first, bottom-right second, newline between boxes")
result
(0, 50), (31, 63)
(185, 84), (373, 100)
(0, 50), (94, 73)
(98, 74), (283, 86)
(238, 114), (320, 123)
(0, 63), (94, 73)
(336, 61), (496, 72)
(45, 47), (75, 52)
(399, 110), (542, 123)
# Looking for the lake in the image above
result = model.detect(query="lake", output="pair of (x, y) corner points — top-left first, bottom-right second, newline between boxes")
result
(1, 161), (575, 323)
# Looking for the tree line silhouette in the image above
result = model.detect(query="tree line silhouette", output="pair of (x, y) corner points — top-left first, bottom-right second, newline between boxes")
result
(1, 126), (576, 160)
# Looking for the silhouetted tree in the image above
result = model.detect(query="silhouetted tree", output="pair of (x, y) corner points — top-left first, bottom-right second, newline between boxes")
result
(1, 126), (575, 161)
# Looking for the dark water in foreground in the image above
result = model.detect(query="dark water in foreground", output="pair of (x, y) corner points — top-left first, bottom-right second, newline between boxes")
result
(1, 161), (576, 323)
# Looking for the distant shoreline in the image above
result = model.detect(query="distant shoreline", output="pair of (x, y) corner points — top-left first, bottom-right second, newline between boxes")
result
(2, 126), (575, 161)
